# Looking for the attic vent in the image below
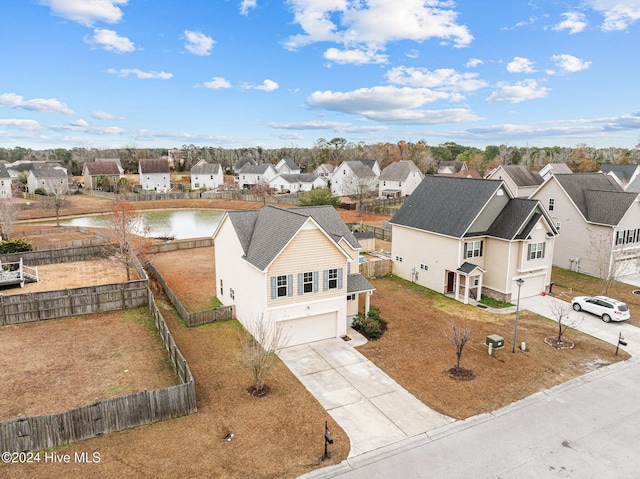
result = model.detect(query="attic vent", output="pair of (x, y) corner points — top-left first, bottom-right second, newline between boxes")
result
(496, 189), (504, 196)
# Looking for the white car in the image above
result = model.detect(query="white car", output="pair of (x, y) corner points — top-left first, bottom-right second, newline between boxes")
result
(571, 295), (630, 322)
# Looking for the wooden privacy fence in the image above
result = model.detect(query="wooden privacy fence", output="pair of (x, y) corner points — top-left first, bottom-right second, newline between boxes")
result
(347, 223), (393, 242)
(0, 281), (148, 326)
(0, 245), (110, 266)
(357, 197), (405, 215)
(145, 261), (234, 327)
(148, 237), (213, 254)
(359, 257), (393, 278)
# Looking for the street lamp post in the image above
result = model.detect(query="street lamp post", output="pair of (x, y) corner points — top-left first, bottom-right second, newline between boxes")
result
(512, 278), (524, 353)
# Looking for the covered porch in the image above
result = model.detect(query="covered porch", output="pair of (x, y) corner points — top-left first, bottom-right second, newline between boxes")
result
(445, 262), (486, 305)
(347, 273), (375, 321)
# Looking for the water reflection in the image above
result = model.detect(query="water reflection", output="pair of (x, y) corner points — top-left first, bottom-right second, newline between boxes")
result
(41, 210), (225, 240)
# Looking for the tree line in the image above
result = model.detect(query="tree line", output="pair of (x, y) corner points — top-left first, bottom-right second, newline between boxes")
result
(2, 139), (639, 177)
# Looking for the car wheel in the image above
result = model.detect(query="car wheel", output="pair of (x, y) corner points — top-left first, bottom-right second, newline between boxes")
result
(602, 314), (611, 323)
(573, 303), (581, 311)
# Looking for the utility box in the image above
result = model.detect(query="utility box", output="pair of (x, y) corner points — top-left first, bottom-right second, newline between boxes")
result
(485, 334), (505, 350)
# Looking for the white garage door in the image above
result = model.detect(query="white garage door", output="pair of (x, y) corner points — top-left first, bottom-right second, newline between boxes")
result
(515, 275), (547, 299)
(277, 312), (338, 347)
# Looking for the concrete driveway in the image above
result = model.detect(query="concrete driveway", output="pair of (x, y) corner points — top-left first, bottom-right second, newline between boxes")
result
(279, 336), (453, 456)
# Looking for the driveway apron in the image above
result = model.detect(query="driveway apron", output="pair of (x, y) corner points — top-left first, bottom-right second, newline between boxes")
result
(279, 338), (453, 456)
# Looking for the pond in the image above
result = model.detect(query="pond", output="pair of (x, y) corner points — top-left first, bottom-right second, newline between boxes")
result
(39, 210), (225, 240)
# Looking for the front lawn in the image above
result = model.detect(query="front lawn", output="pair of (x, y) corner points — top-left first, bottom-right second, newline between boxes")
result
(358, 275), (629, 419)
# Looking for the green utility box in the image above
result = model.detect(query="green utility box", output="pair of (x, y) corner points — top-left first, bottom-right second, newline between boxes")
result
(485, 334), (505, 350)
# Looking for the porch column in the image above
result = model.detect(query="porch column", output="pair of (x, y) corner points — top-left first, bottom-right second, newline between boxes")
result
(365, 291), (371, 315)
(477, 274), (483, 301)
(454, 272), (460, 301)
(463, 275), (470, 305)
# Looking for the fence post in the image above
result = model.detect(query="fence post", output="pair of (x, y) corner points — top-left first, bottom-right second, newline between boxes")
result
(0, 294), (4, 326)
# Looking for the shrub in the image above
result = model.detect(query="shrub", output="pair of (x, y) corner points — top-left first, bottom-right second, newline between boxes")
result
(352, 314), (382, 340)
(34, 188), (46, 196)
(0, 238), (33, 254)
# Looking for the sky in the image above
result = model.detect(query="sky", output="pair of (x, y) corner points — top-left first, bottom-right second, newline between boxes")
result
(2, 0), (640, 151)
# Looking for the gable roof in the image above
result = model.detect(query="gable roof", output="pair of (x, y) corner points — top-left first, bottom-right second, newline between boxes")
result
(95, 157), (122, 167)
(276, 158), (299, 171)
(540, 163), (572, 176)
(600, 164), (639, 183)
(436, 169), (483, 179)
(30, 167), (68, 179)
(239, 164), (274, 175)
(379, 160), (422, 181)
(139, 158), (170, 174)
(484, 199), (545, 240)
(84, 161), (122, 176)
(0, 164), (11, 179)
(225, 205), (359, 270)
(233, 158), (257, 171)
(553, 173), (635, 226)
(437, 161), (466, 174)
(343, 161), (376, 179)
(390, 176), (503, 238)
(499, 165), (544, 187)
(273, 173), (323, 184)
(315, 164), (335, 174)
(191, 160), (221, 175)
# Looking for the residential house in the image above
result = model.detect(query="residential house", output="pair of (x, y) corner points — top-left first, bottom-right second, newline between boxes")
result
(530, 173), (640, 277)
(0, 164), (13, 197)
(539, 163), (572, 181)
(484, 165), (544, 198)
(390, 176), (557, 303)
(600, 164), (640, 191)
(237, 164), (278, 190)
(95, 157), (123, 168)
(139, 158), (171, 192)
(269, 173), (327, 193)
(331, 160), (380, 197)
(213, 205), (374, 347)
(275, 158), (301, 175)
(27, 167), (70, 195)
(7, 161), (67, 179)
(436, 161), (467, 175)
(190, 160), (224, 190)
(82, 161), (124, 190)
(315, 164), (335, 179)
(436, 169), (483, 179)
(378, 160), (424, 198)
(233, 158), (258, 184)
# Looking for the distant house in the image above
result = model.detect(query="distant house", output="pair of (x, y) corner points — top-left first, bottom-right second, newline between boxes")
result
(275, 158), (301, 175)
(600, 164), (640, 191)
(437, 161), (467, 175)
(436, 169), (483, 179)
(190, 160), (224, 190)
(139, 158), (171, 192)
(315, 164), (335, 179)
(233, 158), (257, 173)
(539, 163), (572, 181)
(390, 176), (557, 303)
(213, 205), (374, 347)
(269, 173), (327, 193)
(530, 173), (640, 278)
(485, 165), (544, 198)
(0, 164), (12, 197)
(7, 161), (67, 179)
(237, 164), (278, 190)
(27, 167), (70, 195)
(82, 161), (124, 190)
(378, 160), (424, 198)
(95, 157), (123, 168)
(331, 160), (380, 197)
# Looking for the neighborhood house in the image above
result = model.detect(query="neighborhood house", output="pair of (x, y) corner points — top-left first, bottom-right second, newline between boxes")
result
(213, 205), (374, 347)
(190, 160), (224, 190)
(139, 158), (171, 192)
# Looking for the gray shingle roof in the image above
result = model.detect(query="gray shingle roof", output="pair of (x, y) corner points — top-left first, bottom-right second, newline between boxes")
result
(347, 273), (374, 293)
(278, 158), (299, 171)
(233, 158), (257, 171)
(31, 167), (67, 178)
(191, 161), (221, 175)
(600, 164), (639, 183)
(275, 173), (321, 184)
(139, 158), (170, 174)
(626, 174), (640, 193)
(85, 161), (121, 175)
(554, 173), (634, 225)
(0, 164), (11, 179)
(500, 165), (543, 187)
(484, 199), (542, 240)
(457, 262), (484, 274)
(389, 176), (503, 238)
(437, 161), (466, 174)
(227, 205), (360, 270)
(542, 163), (572, 175)
(379, 161), (421, 181)
(344, 161), (376, 179)
(239, 164), (273, 175)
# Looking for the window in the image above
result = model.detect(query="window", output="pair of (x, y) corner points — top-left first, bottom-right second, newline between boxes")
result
(194, 183), (200, 189)
(347, 294), (356, 301)
(528, 242), (546, 260)
(395, 255), (403, 262)
(616, 231), (624, 245)
(220, 279), (223, 296)
(464, 240), (483, 258)
(230, 288), (235, 300)
(548, 198), (555, 211)
(328, 269), (338, 289)
(420, 264), (428, 271)
(473, 275), (480, 286)
(323, 268), (342, 290)
(276, 275), (288, 297)
(270, 275), (293, 298)
(298, 271), (318, 294)
(556, 222), (561, 232)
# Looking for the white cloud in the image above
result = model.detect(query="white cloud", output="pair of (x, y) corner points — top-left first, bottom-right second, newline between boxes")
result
(553, 12), (588, 34)
(202, 77), (232, 89)
(386, 66), (487, 92)
(70, 119), (89, 128)
(0, 92), (74, 114)
(41, 0), (128, 26)
(184, 30), (215, 56)
(84, 28), (135, 53)
(486, 80), (549, 103)
(586, 0), (640, 31)
(284, 0), (473, 58)
(507, 57), (536, 73)
(466, 58), (484, 68)
(323, 48), (388, 65)
(107, 68), (173, 79)
(552, 54), (592, 73)
(240, 0), (257, 15)
(243, 79), (279, 91)
(92, 110), (115, 119)
(266, 120), (387, 133)
(0, 119), (42, 131)
(363, 108), (481, 125)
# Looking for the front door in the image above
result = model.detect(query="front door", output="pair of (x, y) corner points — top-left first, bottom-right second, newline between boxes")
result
(446, 271), (455, 293)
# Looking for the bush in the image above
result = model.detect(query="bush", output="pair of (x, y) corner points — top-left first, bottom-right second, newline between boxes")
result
(34, 188), (46, 196)
(352, 308), (387, 340)
(0, 238), (33, 254)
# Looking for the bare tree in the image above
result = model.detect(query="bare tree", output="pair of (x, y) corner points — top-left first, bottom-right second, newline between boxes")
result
(252, 180), (273, 205)
(0, 199), (19, 240)
(238, 316), (288, 397)
(41, 179), (71, 227)
(588, 230), (635, 294)
(548, 297), (582, 346)
(103, 198), (150, 281)
(443, 319), (472, 370)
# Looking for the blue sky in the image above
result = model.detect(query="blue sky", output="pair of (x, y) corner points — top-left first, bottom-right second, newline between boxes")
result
(2, 0), (640, 151)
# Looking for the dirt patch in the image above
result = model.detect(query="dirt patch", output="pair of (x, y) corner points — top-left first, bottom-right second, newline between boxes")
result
(149, 247), (215, 312)
(0, 307), (178, 420)
(357, 275), (630, 420)
(0, 259), (133, 295)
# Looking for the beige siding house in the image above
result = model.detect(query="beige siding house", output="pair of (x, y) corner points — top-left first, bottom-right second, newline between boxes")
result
(530, 173), (640, 277)
(213, 205), (374, 347)
(82, 161), (123, 190)
(390, 176), (557, 303)
(485, 165), (544, 198)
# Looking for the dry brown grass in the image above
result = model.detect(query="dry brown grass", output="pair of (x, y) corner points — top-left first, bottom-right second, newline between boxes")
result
(359, 275), (630, 419)
(0, 307), (178, 420)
